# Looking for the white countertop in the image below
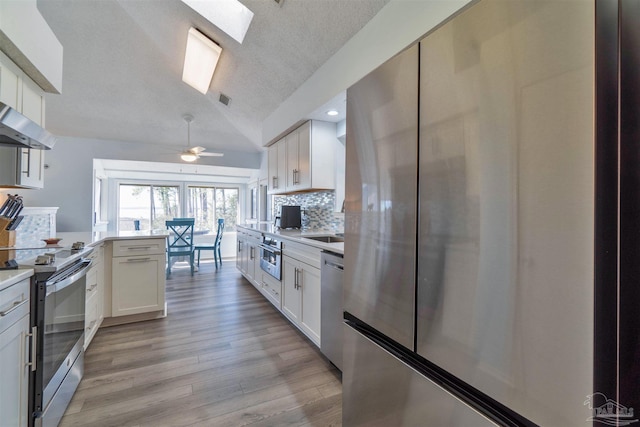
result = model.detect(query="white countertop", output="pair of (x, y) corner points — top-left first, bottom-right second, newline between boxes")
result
(55, 230), (170, 248)
(0, 268), (33, 292)
(238, 224), (344, 255)
(0, 230), (169, 252)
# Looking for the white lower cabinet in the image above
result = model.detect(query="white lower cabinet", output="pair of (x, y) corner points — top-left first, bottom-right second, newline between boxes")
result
(236, 233), (243, 271)
(0, 277), (32, 427)
(111, 239), (166, 317)
(112, 255), (165, 316)
(282, 255), (321, 346)
(237, 231), (261, 291)
(84, 244), (104, 349)
(235, 229), (322, 347)
(282, 257), (301, 324)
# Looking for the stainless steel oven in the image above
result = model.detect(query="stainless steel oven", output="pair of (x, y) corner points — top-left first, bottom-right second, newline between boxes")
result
(259, 236), (282, 280)
(28, 248), (93, 427)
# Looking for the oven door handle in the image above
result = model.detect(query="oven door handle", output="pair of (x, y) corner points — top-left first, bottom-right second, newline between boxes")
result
(259, 244), (281, 255)
(46, 259), (93, 296)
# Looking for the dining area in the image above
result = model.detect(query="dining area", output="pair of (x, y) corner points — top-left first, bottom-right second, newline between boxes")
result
(165, 217), (225, 277)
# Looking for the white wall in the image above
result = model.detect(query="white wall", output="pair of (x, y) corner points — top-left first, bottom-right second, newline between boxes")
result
(262, 0), (473, 144)
(2, 137), (261, 232)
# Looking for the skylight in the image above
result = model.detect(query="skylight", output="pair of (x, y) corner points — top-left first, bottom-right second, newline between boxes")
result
(181, 0), (254, 44)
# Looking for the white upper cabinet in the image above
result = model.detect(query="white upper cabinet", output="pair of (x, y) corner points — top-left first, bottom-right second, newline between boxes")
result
(268, 137), (287, 193)
(267, 120), (339, 194)
(0, 58), (46, 189)
(0, 64), (19, 109)
(21, 78), (45, 126)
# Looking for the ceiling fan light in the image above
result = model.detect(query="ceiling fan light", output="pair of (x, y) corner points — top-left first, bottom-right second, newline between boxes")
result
(182, 27), (222, 94)
(181, 152), (198, 162)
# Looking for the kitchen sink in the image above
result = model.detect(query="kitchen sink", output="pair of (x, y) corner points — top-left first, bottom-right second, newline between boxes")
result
(303, 235), (345, 243)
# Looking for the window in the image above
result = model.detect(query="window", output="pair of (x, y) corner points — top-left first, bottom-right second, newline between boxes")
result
(215, 188), (238, 231)
(118, 184), (180, 231)
(188, 186), (238, 232)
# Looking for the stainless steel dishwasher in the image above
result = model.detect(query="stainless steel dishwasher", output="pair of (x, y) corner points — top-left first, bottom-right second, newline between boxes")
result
(321, 250), (344, 371)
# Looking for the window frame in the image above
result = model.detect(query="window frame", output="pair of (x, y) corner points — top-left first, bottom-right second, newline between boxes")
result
(115, 179), (241, 233)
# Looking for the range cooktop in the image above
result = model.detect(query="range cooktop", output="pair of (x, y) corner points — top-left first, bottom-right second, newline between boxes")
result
(18, 246), (93, 273)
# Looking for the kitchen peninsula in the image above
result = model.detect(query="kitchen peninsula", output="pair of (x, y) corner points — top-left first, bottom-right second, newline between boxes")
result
(57, 230), (169, 329)
(1, 230), (169, 348)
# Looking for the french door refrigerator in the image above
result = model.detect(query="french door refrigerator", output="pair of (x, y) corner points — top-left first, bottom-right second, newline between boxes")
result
(343, 0), (640, 425)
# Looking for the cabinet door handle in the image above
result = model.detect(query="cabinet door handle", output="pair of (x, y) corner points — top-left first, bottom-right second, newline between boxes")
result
(21, 149), (31, 177)
(127, 246), (151, 251)
(293, 169), (299, 184)
(124, 257), (151, 263)
(250, 246), (255, 260)
(26, 326), (37, 372)
(272, 176), (278, 189)
(0, 297), (26, 317)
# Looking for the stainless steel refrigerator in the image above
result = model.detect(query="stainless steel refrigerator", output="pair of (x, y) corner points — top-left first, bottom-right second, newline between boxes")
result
(343, 0), (640, 425)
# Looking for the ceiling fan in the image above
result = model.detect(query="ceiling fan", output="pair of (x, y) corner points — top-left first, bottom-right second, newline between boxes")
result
(180, 114), (224, 162)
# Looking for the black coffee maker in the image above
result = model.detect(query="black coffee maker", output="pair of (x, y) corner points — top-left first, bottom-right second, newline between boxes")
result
(275, 205), (302, 229)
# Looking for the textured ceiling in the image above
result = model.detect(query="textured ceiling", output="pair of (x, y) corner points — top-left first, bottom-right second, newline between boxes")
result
(36, 0), (389, 156)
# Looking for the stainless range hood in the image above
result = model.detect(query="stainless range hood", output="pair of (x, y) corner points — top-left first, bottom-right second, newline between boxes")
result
(0, 102), (55, 150)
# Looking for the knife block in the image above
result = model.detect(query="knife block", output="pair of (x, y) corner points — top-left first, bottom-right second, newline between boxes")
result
(0, 249), (15, 264)
(0, 230), (16, 247)
(0, 217), (15, 247)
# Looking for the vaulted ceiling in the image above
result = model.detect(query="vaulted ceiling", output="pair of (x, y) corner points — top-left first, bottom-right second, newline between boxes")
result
(36, 0), (389, 158)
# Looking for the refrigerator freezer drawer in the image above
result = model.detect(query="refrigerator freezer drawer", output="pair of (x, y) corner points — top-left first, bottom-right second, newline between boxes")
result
(342, 324), (497, 427)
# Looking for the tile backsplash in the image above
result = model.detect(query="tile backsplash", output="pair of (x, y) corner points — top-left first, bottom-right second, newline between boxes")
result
(14, 207), (58, 247)
(273, 191), (344, 231)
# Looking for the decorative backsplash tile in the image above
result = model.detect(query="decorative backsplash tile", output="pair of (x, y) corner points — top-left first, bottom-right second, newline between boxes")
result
(273, 191), (344, 232)
(14, 207), (58, 248)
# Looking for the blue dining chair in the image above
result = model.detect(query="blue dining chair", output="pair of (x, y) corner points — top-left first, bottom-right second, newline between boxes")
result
(165, 218), (195, 278)
(194, 218), (225, 269)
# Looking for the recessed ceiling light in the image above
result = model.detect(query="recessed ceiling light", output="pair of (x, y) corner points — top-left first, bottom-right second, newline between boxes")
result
(327, 110), (339, 116)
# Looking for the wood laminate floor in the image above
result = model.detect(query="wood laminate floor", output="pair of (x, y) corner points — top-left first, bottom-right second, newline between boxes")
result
(59, 261), (342, 427)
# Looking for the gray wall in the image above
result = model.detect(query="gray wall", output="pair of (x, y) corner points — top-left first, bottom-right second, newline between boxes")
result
(0, 137), (261, 232)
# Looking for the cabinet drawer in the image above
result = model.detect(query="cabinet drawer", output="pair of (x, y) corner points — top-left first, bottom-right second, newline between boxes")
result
(85, 268), (99, 300)
(84, 295), (100, 349)
(245, 230), (262, 242)
(260, 272), (282, 309)
(0, 277), (30, 335)
(0, 277), (29, 311)
(281, 239), (322, 269)
(262, 284), (281, 309)
(113, 239), (165, 257)
(85, 296), (99, 333)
